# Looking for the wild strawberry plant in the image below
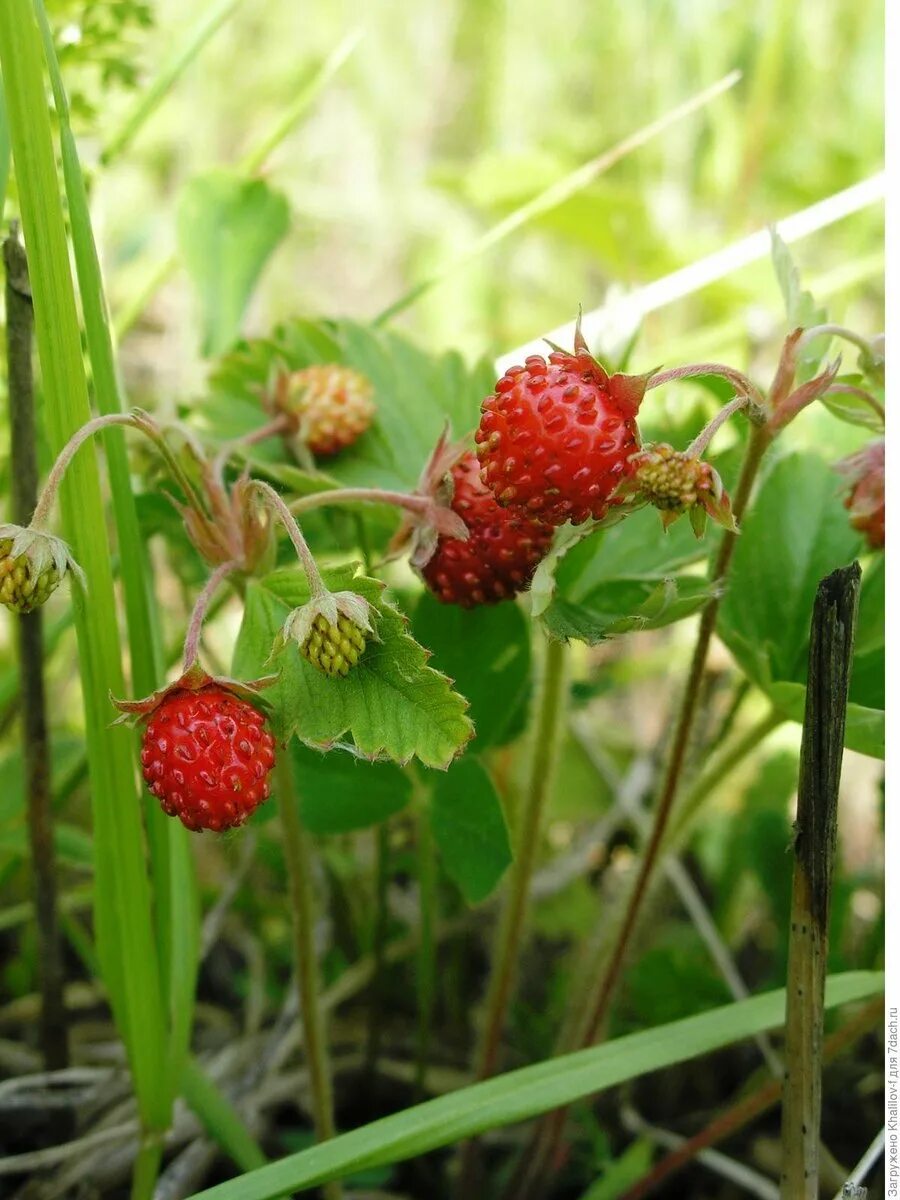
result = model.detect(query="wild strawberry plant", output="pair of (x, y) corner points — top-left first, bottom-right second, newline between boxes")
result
(0, 4), (884, 1200)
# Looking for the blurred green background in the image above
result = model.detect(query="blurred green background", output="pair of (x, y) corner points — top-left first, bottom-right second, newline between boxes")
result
(48, 0), (882, 394)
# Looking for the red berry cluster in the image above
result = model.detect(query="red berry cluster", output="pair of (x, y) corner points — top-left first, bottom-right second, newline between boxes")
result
(140, 686), (276, 832)
(421, 452), (553, 607)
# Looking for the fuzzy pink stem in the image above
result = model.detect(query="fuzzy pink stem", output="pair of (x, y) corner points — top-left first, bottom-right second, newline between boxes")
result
(290, 487), (431, 518)
(647, 362), (767, 413)
(212, 414), (292, 482)
(182, 559), (241, 670)
(253, 480), (328, 600)
(685, 395), (751, 457)
(30, 413), (138, 529)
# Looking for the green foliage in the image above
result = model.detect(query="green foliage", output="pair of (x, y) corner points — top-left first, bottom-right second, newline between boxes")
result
(412, 593), (532, 747)
(820, 375), (886, 432)
(771, 228), (829, 381)
(233, 565), (473, 768)
(186, 972), (882, 1200)
(177, 172), (290, 356)
(292, 740), (412, 833)
(718, 450), (883, 756)
(429, 756), (512, 903)
(534, 507), (712, 644)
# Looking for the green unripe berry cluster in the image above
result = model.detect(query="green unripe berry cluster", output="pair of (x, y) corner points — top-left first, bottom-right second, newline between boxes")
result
(0, 539), (63, 614)
(300, 612), (367, 677)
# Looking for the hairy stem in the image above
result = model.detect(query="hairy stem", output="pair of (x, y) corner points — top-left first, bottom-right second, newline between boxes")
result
(647, 362), (767, 413)
(580, 423), (771, 1047)
(685, 394), (751, 457)
(30, 412), (138, 529)
(275, 751), (341, 1200)
(456, 636), (567, 1194)
(796, 322), (874, 360)
(291, 487), (431, 518)
(253, 480), (328, 599)
(4, 228), (68, 1072)
(212, 414), (291, 482)
(510, 423), (772, 1200)
(181, 560), (241, 670)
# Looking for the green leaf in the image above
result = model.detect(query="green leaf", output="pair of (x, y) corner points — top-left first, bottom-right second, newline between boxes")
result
(717, 451), (881, 756)
(577, 1139), (654, 1200)
(204, 318), (495, 491)
(233, 566), (473, 768)
(292, 741), (412, 834)
(186, 972), (882, 1200)
(177, 171), (290, 356)
(820, 375), (885, 432)
(412, 594), (531, 748)
(538, 507), (710, 644)
(429, 756), (512, 903)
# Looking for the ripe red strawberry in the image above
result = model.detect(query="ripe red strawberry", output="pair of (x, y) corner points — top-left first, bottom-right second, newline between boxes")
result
(420, 452), (553, 607)
(837, 439), (885, 550)
(140, 685), (276, 832)
(475, 337), (646, 526)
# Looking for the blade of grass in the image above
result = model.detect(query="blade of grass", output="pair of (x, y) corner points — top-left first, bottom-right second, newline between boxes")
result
(113, 28), (362, 340)
(0, 81), (9, 220)
(185, 972), (882, 1200)
(182, 1058), (267, 1173)
(100, 0), (247, 165)
(35, 0), (201, 1108)
(0, 4), (169, 1193)
(374, 70), (741, 326)
(498, 173), (886, 372)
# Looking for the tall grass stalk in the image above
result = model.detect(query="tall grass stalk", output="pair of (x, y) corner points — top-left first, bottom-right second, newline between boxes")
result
(0, 4), (169, 1194)
(34, 1), (201, 1102)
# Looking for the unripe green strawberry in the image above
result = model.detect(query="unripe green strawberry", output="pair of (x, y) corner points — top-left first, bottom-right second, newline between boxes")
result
(274, 588), (376, 679)
(300, 612), (368, 678)
(620, 443), (737, 537)
(0, 526), (83, 614)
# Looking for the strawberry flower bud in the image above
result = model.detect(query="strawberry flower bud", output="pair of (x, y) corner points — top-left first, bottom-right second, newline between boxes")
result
(0, 525), (85, 614)
(274, 589), (376, 678)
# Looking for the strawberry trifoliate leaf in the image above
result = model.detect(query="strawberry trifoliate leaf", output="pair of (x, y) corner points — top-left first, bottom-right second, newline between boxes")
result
(535, 506), (711, 644)
(201, 318), (496, 491)
(717, 451), (882, 758)
(233, 566), (474, 768)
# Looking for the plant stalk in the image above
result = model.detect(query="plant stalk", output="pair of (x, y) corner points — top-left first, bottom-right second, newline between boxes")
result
(579, 422), (772, 1048)
(364, 823), (391, 1094)
(4, 227), (68, 1071)
(780, 564), (860, 1199)
(415, 801), (438, 1097)
(456, 636), (567, 1195)
(274, 751), (342, 1200)
(508, 422), (772, 1200)
(182, 560), (240, 669)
